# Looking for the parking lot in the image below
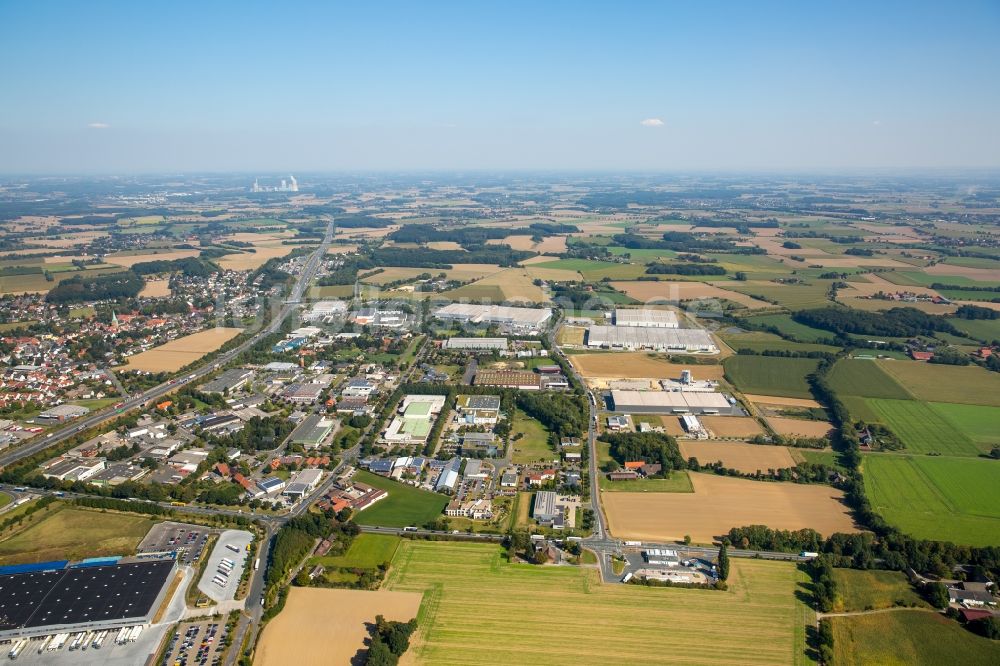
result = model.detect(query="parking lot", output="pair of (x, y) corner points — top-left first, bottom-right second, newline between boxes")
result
(161, 620), (229, 666)
(137, 522), (213, 565)
(196, 529), (253, 603)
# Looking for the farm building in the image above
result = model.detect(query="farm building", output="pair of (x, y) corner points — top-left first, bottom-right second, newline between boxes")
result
(614, 308), (679, 328)
(586, 326), (718, 353)
(444, 337), (508, 351)
(609, 390), (734, 415)
(433, 303), (552, 331)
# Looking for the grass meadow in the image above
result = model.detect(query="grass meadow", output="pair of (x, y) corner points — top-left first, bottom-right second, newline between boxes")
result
(723, 356), (820, 399)
(0, 506), (153, 565)
(863, 455), (1000, 546)
(830, 610), (1000, 666)
(384, 540), (815, 665)
(831, 568), (927, 612)
(877, 360), (1000, 406)
(865, 398), (983, 456)
(351, 471), (448, 528)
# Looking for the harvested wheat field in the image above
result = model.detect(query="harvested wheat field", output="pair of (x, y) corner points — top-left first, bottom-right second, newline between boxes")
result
(568, 353), (724, 381)
(679, 441), (796, 473)
(767, 417), (834, 438)
(255, 588), (422, 666)
(700, 415), (766, 438)
(217, 245), (297, 271)
(122, 327), (242, 372)
(426, 241), (464, 251)
(104, 250), (200, 267)
(25, 231), (109, 248)
(603, 472), (859, 543)
(139, 279), (171, 298)
(926, 262), (1000, 281)
(524, 266), (583, 282)
(612, 280), (772, 309)
(752, 238), (829, 256)
(745, 394), (823, 409)
(446, 268), (547, 303)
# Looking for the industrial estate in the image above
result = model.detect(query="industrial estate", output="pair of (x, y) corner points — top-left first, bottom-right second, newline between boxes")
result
(0, 171), (997, 665)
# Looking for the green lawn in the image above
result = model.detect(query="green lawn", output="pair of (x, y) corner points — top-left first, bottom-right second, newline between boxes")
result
(383, 540), (815, 665)
(599, 470), (694, 492)
(510, 409), (555, 464)
(312, 533), (400, 568)
(865, 398), (983, 456)
(864, 455), (1000, 546)
(723, 356), (820, 399)
(0, 506), (154, 565)
(351, 470), (448, 528)
(832, 568), (928, 612)
(0, 492), (11, 509)
(830, 610), (1000, 666)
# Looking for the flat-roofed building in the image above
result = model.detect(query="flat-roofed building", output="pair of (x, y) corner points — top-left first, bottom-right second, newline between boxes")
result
(444, 337), (508, 351)
(474, 370), (540, 390)
(614, 308), (679, 328)
(290, 414), (336, 448)
(609, 390), (733, 414)
(200, 368), (254, 394)
(306, 300), (348, 320)
(434, 304), (552, 331)
(456, 394), (501, 424)
(35, 404), (89, 423)
(586, 325), (718, 353)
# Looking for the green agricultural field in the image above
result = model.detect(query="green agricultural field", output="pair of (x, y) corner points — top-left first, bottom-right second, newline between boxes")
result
(865, 399), (982, 456)
(828, 359), (912, 399)
(831, 569), (927, 612)
(928, 402), (1000, 448)
(746, 313), (836, 342)
(877, 360), (1000, 406)
(0, 506), (154, 565)
(510, 409), (555, 464)
(830, 610), (1000, 666)
(384, 540), (815, 665)
(726, 281), (834, 311)
(723, 337), (839, 355)
(351, 470), (448, 528)
(863, 455), (1000, 546)
(532, 258), (647, 280)
(948, 316), (1000, 342)
(790, 449), (848, 473)
(723, 356), (820, 399)
(599, 470), (694, 492)
(0, 493), (10, 509)
(312, 533), (400, 569)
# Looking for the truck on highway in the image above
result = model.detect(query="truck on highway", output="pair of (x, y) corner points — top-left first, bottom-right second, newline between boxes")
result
(254, 557), (260, 571)
(624, 540), (641, 547)
(799, 551), (819, 558)
(621, 572), (634, 583)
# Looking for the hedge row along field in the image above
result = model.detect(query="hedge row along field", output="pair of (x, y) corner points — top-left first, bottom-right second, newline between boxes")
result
(384, 540), (814, 665)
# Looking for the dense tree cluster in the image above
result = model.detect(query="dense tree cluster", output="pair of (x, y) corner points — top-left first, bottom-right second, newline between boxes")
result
(206, 416), (295, 452)
(370, 246), (533, 268)
(364, 615), (419, 666)
(45, 270), (144, 303)
(954, 304), (1000, 320)
(793, 306), (958, 338)
(600, 431), (685, 474)
(646, 262), (727, 275)
(515, 392), (589, 440)
(131, 256), (218, 277)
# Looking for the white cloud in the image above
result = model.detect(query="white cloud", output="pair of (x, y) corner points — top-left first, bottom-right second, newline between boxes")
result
(872, 120), (881, 126)
(640, 118), (664, 127)
(87, 122), (110, 129)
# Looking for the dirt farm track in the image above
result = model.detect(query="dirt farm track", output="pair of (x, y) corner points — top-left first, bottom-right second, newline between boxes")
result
(603, 472), (859, 543)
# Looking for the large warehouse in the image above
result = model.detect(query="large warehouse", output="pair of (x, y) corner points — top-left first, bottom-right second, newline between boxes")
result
(609, 390), (735, 414)
(0, 558), (175, 641)
(614, 308), (679, 328)
(443, 337), (508, 351)
(586, 326), (719, 353)
(434, 304), (552, 331)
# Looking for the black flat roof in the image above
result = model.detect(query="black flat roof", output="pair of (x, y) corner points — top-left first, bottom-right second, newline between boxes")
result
(0, 560), (174, 631)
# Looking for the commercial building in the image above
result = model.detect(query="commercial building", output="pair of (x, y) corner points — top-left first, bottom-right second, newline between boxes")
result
(474, 370), (540, 390)
(609, 390), (734, 415)
(306, 300), (348, 320)
(0, 558), (175, 641)
(35, 404), (90, 423)
(531, 491), (564, 528)
(40, 456), (106, 482)
(614, 308), (679, 328)
(433, 304), (552, 331)
(586, 326), (718, 353)
(459, 431), (498, 457)
(456, 394), (501, 424)
(282, 468), (324, 500)
(443, 337), (508, 351)
(290, 414), (336, 448)
(200, 368), (254, 394)
(282, 383), (325, 404)
(643, 548), (681, 566)
(445, 499), (494, 520)
(257, 476), (286, 495)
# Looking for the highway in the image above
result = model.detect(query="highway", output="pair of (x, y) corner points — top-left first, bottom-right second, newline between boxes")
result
(0, 220), (335, 472)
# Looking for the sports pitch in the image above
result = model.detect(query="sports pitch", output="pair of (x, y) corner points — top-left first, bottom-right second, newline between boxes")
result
(383, 540), (814, 665)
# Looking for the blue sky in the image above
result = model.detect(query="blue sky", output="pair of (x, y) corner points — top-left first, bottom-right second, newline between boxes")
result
(1, 1), (998, 172)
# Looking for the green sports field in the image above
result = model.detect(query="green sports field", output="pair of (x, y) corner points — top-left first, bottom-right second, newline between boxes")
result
(865, 399), (982, 456)
(830, 610), (1000, 666)
(351, 470), (448, 528)
(863, 455), (1000, 546)
(384, 540), (815, 665)
(723, 356), (820, 399)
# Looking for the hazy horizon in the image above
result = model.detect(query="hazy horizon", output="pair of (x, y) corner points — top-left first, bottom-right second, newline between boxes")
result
(2, 1), (998, 173)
